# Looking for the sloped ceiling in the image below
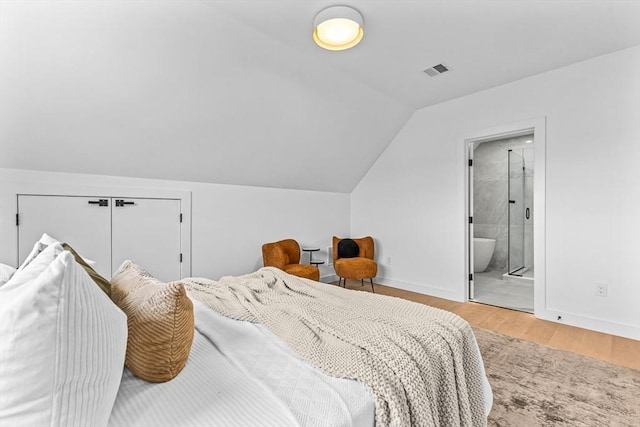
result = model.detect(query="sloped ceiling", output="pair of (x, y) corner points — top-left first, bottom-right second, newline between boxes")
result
(1, 1), (638, 193)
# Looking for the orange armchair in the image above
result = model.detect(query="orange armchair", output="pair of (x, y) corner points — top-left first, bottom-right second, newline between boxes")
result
(262, 239), (320, 281)
(332, 236), (377, 292)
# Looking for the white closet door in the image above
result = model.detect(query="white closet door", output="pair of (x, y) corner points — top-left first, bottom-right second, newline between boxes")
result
(17, 195), (112, 278)
(111, 198), (182, 282)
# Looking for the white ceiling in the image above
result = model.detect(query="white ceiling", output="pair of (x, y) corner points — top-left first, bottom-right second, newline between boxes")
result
(214, 0), (640, 109)
(1, 1), (638, 192)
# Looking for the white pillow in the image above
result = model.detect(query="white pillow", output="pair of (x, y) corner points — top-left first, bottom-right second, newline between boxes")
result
(0, 251), (127, 427)
(18, 233), (97, 272)
(0, 263), (16, 287)
(4, 242), (65, 290)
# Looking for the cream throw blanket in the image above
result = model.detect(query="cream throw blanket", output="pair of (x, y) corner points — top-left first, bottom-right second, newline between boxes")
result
(183, 267), (487, 427)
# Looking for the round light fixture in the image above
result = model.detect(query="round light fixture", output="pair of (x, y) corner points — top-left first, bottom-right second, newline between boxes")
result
(313, 6), (364, 51)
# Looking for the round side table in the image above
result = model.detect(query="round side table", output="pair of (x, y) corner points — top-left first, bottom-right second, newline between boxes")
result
(302, 247), (324, 266)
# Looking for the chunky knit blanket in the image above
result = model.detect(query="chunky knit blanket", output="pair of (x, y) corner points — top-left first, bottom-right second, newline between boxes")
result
(183, 267), (487, 427)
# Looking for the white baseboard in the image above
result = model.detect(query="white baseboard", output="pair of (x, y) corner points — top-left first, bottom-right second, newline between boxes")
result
(373, 276), (464, 302)
(536, 308), (640, 340)
(320, 274), (460, 301)
(320, 273), (338, 284)
(323, 275), (639, 340)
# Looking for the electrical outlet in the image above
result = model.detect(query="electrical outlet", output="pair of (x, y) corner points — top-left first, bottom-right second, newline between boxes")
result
(595, 283), (608, 297)
(386, 256), (392, 266)
(327, 246), (333, 265)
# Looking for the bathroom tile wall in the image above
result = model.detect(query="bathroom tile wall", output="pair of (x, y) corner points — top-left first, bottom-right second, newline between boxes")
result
(473, 135), (534, 271)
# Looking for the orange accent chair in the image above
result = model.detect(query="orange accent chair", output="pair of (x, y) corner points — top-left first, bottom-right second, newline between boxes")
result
(332, 236), (377, 292)
(262, 239), (320, 281)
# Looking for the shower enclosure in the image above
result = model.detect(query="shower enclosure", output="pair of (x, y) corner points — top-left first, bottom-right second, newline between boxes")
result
(507, 149), (533, 277)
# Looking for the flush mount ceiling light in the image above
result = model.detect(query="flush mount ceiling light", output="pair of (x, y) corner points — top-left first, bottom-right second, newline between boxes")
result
(313, 6), (364, 51)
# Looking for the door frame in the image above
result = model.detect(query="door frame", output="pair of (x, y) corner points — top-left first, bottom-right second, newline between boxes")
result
(462, 117), (546, 315)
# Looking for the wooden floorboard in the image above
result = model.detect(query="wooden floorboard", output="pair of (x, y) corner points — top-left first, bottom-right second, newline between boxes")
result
(331, 279), (640, 370)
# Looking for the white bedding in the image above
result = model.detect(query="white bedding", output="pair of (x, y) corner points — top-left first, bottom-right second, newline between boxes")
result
(3, 235), (491, 426)
(108, 299), (375, 427)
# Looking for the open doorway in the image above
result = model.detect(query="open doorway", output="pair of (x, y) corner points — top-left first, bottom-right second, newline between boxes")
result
(469, 134), (534, 313)
(465, 118), (546, 316)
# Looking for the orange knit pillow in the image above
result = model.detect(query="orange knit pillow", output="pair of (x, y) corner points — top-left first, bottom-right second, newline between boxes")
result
(110, 261), (194, 382)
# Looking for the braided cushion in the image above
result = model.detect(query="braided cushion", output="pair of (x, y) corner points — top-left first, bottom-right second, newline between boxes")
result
(110, 261), (194, 383)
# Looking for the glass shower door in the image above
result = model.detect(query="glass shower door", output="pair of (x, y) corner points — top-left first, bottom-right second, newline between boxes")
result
(508, 150), (525, 275)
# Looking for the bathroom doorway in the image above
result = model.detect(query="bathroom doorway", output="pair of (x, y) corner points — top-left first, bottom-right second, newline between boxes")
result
(468, 134), (534, 313)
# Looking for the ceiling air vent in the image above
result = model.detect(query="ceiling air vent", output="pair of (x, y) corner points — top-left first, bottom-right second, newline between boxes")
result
(423, 63), (450, 77)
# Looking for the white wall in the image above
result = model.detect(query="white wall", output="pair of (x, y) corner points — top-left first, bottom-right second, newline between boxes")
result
(351, 46), (640, 339)
(0, 168), (348, 282)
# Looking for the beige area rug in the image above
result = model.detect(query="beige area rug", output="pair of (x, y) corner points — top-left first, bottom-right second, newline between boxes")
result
(473, 328), (640, 426)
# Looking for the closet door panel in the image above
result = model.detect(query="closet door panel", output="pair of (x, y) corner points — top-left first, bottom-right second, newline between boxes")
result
(111, 198), (181, 282)
(17, 195), (112, 278)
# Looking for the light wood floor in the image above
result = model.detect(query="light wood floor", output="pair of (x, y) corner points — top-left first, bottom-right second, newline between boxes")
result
(331, 280), (640, 370)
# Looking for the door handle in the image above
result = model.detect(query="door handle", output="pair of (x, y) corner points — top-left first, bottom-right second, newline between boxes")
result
(526, 208), (530, 219)
(115, 199), (135, 207)
(88, 199), (109, 207)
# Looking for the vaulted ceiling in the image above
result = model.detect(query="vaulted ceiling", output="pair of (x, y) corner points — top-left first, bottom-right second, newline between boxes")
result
(1, 1), (638, 192)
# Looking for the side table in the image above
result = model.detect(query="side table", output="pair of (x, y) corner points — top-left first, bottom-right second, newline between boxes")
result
(302, 247), (325, 267)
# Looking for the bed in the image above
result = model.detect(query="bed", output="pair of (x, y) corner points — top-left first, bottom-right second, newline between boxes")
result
(109, 299), (375, 427)
(0, 234), (492, 427)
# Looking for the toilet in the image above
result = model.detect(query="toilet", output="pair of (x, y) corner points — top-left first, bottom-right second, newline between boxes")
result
(473, 238), (496, 272)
